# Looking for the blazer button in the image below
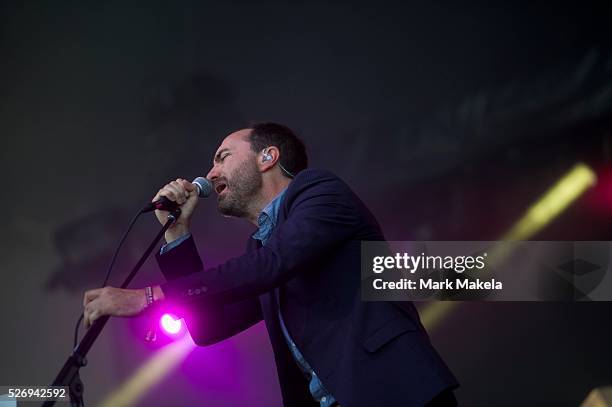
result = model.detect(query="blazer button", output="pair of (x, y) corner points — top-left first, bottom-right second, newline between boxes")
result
(201, 286), (208, 292)
(194, 288), (201, 295)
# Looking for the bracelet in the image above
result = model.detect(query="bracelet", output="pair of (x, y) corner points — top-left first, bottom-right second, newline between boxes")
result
(145, 286), (154, 308)
(144, 286), (157, 342)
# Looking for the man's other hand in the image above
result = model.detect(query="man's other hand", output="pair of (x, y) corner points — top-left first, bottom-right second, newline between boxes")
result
(82, 286), (147, 328)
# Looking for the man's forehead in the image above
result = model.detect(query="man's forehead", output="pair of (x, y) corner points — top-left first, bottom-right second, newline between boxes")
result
(216, 129), (251, 152)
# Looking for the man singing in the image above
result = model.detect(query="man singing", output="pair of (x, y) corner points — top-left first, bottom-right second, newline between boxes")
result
(83, 122), (459, 406)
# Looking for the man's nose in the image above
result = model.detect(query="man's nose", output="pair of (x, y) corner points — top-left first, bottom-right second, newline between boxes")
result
(206, 166), (219, 181)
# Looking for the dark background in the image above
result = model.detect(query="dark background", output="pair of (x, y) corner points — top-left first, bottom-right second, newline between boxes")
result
(1, 1), (612, 406)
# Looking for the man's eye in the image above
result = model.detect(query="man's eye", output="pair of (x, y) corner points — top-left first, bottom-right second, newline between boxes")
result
(220, 154), (230, 162)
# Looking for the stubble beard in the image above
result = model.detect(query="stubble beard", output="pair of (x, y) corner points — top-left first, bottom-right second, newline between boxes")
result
(217, 157), (262, 219)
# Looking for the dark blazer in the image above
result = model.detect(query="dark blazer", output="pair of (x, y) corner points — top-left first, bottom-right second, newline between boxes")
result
(156, 169), (458, 406)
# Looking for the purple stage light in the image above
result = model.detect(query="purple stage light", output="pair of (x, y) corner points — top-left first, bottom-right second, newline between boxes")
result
(160, 313), (183, 335)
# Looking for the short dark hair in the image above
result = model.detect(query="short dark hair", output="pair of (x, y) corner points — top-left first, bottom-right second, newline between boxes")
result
(247, 122), (308, 178)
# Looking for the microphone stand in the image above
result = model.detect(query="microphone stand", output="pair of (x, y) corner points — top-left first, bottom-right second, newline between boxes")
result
(42, 208), (181, 407)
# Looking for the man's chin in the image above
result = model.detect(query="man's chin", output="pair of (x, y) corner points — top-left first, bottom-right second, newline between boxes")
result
(217, 202), (231, 216)
(217, 193), (228, 208)
(217, 199), (242, 218)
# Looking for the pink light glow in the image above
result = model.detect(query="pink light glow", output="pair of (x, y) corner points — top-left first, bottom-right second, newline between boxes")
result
(160, 313), (183, 335)
(585, 167), (612, 214)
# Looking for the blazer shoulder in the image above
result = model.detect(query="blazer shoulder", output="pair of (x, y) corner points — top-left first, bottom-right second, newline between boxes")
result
(294, 167), (337, 180)
(289, 168), (348, 191)
(283, 168), (356, 209)
(283, 168), (386, 238)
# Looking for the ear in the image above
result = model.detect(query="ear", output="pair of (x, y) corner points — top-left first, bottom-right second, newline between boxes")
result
(259, 146), (280, 173)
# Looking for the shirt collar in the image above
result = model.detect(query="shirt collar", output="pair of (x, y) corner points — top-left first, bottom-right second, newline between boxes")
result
(252, 188), (287, 243)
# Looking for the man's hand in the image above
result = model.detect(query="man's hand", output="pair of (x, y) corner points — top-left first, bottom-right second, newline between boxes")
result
(152, 178), (199, 242)
(82, 286), (147, 328)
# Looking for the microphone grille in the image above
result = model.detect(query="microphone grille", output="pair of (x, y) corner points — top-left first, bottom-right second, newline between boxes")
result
(192, 177), (213, 198)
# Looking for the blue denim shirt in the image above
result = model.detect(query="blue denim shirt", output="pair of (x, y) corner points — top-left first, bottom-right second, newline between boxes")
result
(253, 189), (337, 407)
(162, 190), (337, 406)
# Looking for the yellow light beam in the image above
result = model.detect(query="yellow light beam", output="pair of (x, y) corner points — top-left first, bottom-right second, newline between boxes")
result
(421, 163), (597, 331)
(501, 163), (597, 241)
(98, 336), (194, 407)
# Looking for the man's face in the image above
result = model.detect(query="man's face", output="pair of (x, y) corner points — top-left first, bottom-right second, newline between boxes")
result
(206, 129), (262, 218)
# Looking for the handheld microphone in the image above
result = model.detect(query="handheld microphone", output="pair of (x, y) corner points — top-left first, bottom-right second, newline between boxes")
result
(141, 177), (213, 213)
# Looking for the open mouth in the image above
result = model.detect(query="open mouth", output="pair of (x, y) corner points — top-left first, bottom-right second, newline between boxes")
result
(215, 181), (228, 195)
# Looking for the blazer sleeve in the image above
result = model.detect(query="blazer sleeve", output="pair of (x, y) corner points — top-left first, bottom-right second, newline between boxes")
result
(155, 235), (263, 345)
(159, 172), (362, 307)
(156, 234), (204, 280)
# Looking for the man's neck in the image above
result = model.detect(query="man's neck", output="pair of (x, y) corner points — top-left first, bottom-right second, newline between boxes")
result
(246, 177), (291, 226)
